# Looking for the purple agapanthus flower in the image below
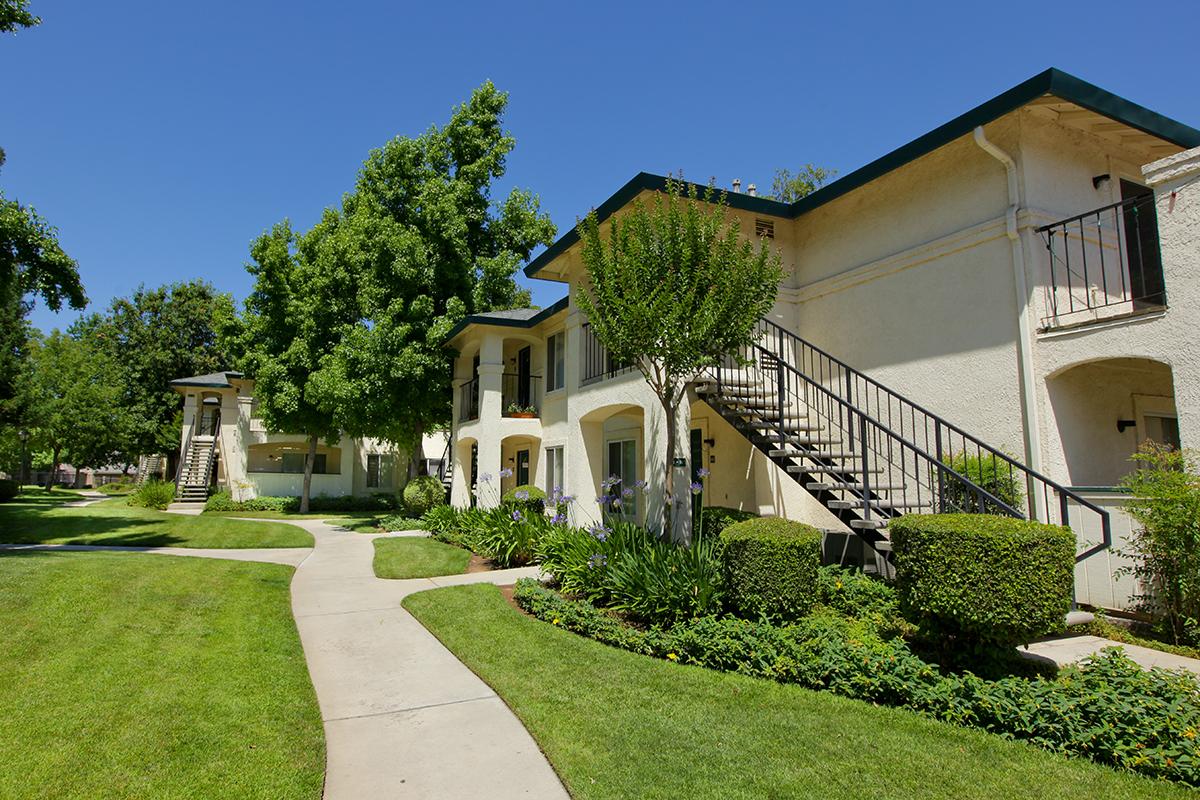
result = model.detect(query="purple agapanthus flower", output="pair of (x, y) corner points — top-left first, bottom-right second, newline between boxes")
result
(480, 473), (493, 483)
(515, 489), (529, 501)
(611, 496), (623, 508)
(697, 467), (710, 478)
(634, 479), (649, 491)
(587, 553), (608, 569)
(499, 467), (514, 479)
(621, 487), (634, 499)
(560, 495), (574, 505)
(550, 513), (568, 525)
(510, 510), (524, 522)
(690, 481), (704, 495)
(589, 524), (610, 542)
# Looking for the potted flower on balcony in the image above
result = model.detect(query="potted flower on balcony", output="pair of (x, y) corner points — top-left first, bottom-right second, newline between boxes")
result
(506, 403), (538, 419)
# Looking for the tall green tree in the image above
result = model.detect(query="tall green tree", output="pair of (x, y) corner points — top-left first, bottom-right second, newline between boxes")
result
(769, 163), (836, 202)
(19, 330), (127, 487)
(307, 82), (555, 472)
(242, 221), (354, 513)
(0, 0), (39, 34)
(73, 280), (241, 463)
(576, 178), (782, 540)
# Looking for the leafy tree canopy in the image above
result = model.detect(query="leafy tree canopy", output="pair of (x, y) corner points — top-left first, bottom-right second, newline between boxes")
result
(0, 0), (39, 34)
(72, 280), (242, 461)
(768, 163), (836, 203)
(19, 330), (128, 486)
(576, 177), (782, 538)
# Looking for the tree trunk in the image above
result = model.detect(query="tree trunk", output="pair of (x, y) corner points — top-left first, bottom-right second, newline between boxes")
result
(299, 434), (318, 514)
(661, 392), (677, 539)
(47, 446), (61, 491)
(408, 422), (425, 481)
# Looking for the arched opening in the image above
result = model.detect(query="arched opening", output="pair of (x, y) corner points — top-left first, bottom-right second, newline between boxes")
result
(579, 403), (646, 525)
(500, 433), (541, 496)
(452, 436), (478, 508)
(1046, 357), (1177, 487)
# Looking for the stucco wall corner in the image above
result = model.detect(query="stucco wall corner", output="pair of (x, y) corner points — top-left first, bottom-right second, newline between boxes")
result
(1143, 146), (1200, 189)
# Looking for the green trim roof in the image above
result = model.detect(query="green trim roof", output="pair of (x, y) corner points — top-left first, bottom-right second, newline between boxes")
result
(525, 68), (1200, 280)
(443, 295), (569, 345)
(169, 370), (244, 389)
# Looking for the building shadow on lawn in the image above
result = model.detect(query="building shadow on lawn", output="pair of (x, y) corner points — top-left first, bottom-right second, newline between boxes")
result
(0, 512), (188, 547)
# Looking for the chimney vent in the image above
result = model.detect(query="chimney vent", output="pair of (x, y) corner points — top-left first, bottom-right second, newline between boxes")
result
(731, 178), (742, 193)
(747, 183), (757, 197)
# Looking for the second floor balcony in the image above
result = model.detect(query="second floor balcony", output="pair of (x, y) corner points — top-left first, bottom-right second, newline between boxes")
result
(1036, 190), (1165, 331)
(457, 373), (543, 423)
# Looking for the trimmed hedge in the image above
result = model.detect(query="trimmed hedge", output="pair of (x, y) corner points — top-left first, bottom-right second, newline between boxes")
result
(0, 478), (18, 502)
(501, 484), (546, 514)
(719, 517), (822, 621)
(403, 475), (445, 516)
(890, 514), (1074, 649)
(697, 505), (758, 538)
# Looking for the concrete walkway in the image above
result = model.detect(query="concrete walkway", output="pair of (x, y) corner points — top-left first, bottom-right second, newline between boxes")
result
(281, 519), (568, 799)
(1024, 634), (1200, 675)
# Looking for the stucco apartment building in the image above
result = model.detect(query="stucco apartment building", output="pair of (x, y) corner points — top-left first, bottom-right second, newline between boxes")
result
(445, 69), (1200, 611)
(170, 370), (448, 503)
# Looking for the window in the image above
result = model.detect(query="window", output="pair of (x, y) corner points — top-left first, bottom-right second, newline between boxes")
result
(546, 332), (565, 392)
(1143, 415), (1181, 451)
(282, 452), (326, 474)
(606, 439), (638, 520)
(545, 446), (564, 496)
(367, 453), (395, 488)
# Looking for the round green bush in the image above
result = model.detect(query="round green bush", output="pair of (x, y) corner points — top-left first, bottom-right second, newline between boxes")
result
(0, 478), (19, 502)
(719, 517), (822, 621)
(501, 484), (546, 513)
(889, 513), (1074, 649)
(403, 475), (445, 516)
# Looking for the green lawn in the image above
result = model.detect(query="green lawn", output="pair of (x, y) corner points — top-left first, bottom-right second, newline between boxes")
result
(0, 496), (313, 548)
(203, 510), (378, 522)
(373, 536), (471, 578)
(404, 584), (1192, 800)
(0, 551), (324, 799)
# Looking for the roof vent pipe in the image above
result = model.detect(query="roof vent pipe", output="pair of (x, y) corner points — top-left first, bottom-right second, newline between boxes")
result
(747, 183), (757, 197)
(731, 178), (742, 193)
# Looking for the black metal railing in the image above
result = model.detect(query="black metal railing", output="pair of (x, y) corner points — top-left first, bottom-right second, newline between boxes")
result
(1036, 194), (1164, 329)
(502, 373), (542, 416)
(195, 409), (221, 437)
(704, 317), (1111, 560)
(458, 377), (479, 422)
(581, 323), (635, 386)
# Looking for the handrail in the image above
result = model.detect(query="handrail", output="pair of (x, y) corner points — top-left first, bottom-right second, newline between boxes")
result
(1034, 194), (1150, 232)
(708, 316), (1111, 559)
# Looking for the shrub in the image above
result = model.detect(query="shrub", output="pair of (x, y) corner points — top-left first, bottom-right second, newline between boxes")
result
(501, 484), (546, 514)
(815, 565), (909, 635)
(403, 475), (445, 516)
(719, 517), (822, 621)
(515, 580), (1200, 787)
(308, 493), (398, 512)
(202, 493), (300, 513)
(695, 505), (758, 539)
(940, 452), (1024, 514)
(890, 513), (1074, 651)
(204, 490), (237, 512)
(537, 521), (724, 624)
(378, 514), (424, 531)
(127, 479), (176, 510)
(1119, 443), (1200, 646)
(472, 507), (548, 567)
(96, 480), (135, 495)
(0, 478), (18, 502)
(422, 505), (463, 543)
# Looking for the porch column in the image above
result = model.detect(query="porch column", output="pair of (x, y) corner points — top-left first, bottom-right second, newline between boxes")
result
(1144, 148), (1200, 449)
(475, 334), (505, 508)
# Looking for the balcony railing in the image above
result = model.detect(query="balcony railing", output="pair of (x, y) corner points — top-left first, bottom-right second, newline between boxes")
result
(581, 323), (635, 386)
(502, 373), (542, 417)
(458, 377), (479, 422)
(1036, 194), (1165, 329)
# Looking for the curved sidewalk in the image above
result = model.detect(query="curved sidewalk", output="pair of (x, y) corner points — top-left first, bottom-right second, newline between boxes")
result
(284, 519), (569, 800)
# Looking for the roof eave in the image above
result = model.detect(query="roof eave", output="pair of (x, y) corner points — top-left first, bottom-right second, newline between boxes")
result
(442, 296), (570, 347)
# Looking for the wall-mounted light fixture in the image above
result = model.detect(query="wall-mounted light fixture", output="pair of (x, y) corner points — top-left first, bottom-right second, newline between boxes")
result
(1092, 173), (1112, 190)
(1117, 419), (1137, 433)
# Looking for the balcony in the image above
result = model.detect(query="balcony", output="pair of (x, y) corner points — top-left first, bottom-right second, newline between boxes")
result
(458, 377), (479, 423)
(581, 323), (636, 386)
(1036, 193), (1165, 331)
(502, 373), (541, 418)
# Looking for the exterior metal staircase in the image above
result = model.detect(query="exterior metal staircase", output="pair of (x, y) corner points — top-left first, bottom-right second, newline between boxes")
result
(135, 454), (164, 484)
(699, 317), (1111, 562)
(174, 435), (216, 503)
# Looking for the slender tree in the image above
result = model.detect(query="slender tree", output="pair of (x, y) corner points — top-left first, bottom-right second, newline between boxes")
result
(576, 178), (782, 540)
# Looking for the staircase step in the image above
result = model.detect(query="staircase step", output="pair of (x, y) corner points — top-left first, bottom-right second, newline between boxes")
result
(771, 435), (840, 447)
(803, 466), (884, 475)
(745, 421), (822, 432)
(849, 518), (891, 530)
(806, 481), (907, 492)
(828, 498), (933, 511)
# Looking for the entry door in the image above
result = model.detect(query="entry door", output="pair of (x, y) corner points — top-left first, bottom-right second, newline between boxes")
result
(1121, 179), (1164, 308)
(517, 346), (532, 407)
(516, 449), (530, 487)
(606, 439), (637, 520)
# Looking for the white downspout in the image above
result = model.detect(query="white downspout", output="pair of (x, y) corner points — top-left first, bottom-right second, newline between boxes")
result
(972, 126), (1045, 491)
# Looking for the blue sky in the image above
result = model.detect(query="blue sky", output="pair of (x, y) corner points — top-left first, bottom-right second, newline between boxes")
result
(4, 0), (1198, 332)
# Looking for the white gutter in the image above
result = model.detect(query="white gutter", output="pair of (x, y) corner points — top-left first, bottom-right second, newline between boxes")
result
(972, 126), (1044, 485)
